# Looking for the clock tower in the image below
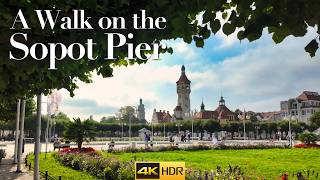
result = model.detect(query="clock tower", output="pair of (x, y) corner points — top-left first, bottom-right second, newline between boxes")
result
(175, 65), (191, 119)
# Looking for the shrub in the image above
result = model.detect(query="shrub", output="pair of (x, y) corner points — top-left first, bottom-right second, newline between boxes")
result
(107, 143), (288, 154)
(54, 151), (133, 180)
(298, 132), (318, 145)
(59, 147), (96, 154)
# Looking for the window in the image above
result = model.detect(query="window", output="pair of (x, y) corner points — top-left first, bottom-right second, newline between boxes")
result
(302, 110), (305, 115)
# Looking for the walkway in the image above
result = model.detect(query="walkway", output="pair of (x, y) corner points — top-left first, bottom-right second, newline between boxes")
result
(0, 143), (33, 180)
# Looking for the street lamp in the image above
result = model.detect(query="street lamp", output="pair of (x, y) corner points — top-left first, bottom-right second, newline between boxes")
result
(176, 123), (182, 133)
(163, 123), (166, 141)
(129, 106), (137, 142)
(277, 126), (281, 141)
(118, 122), (126, 140)
(255, 125), (260, 139)
(288, 116), (292, 147)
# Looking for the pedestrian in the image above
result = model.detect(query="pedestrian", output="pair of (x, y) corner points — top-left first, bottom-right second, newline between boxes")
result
(144, 132), (148, 148)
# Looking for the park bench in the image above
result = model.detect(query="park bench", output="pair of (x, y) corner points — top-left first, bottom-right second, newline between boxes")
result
(54, 142), (71, 151)
(24, 138), (34, 143)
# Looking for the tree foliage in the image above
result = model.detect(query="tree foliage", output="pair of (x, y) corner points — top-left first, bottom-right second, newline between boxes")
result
(119, 106), (141, 124)
(298, 132), (318, 144)
(310, 111), (320, 127)
(63, 118), (96, 148)
(0, 0), (319, 101)
(0, 97), (35, 121)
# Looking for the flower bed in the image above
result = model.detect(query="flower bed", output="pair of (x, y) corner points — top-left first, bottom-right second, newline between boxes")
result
(59, 147), (96, 154)
(108, 143), (289, 153)
(294, 144), (320, 148)
(54, 150), (134, 179)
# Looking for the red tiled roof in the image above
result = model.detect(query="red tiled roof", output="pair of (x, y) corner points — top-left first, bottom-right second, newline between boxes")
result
(296, 91), (320, 101)
(195, 111), (218, 119)
(156, 111), (172, 123)
(176, 74), (191, 84)
(257, 111), (281, 120)
(215, 105), (234, 119)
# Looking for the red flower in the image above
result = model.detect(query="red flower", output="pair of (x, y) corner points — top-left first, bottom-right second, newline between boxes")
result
(59, 147), (96, 155)
(294, 144), (320, 148)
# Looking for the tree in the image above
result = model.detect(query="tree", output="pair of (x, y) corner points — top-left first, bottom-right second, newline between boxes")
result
(63, 118), (96, 148)
(1, 0), (319, 102)
(119, 106), (139, 124)
(0, 98), (35, 121)
(298, 132), (318, 144)
(310, 111), (320, 127)
(54, 112), (72, 137)
(101, 116), (117, 124)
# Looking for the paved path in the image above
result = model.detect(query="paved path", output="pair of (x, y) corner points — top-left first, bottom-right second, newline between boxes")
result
(0, 143), (33, 180)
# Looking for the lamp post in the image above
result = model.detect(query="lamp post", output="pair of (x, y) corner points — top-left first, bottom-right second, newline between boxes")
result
(243, 108), (246, 141)
(176, 123), (182, 133)
(288, 116), (292, 147)
(277, 126), (281, 141)
(163, 123), (166, 141)
(191, 118), (194, 142)
(118, 122), (125, 140)
(129, 106), (137, 142)
(255, 125), (260, 140)
(151, 122), (154, 140)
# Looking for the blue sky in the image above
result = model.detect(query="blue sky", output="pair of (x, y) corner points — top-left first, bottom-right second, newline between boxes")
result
(56, 27), (320, 121)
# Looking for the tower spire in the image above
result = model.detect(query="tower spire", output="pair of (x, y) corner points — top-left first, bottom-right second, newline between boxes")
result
(200, 99), (205, 112)
(181, 65), (185, 74)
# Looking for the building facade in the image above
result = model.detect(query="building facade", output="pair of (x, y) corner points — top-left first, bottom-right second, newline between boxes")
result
(195, 96), (235, 120)
(173, 65), (191, 120)
(280, 91), (320, 123)
(137, 98), (145, 121)
(151, 109), (172, 124)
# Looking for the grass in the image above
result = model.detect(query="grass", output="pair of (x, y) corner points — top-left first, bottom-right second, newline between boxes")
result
(27, 153), (96, 180)
(27, 149), (320, 179)
(105, 148), (320, 179)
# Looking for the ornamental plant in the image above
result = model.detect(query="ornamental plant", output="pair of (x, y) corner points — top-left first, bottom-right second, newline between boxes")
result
(298, 132), (319, 145)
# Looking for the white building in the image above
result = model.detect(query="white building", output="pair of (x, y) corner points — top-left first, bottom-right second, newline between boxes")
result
(280, 91), (320, 123)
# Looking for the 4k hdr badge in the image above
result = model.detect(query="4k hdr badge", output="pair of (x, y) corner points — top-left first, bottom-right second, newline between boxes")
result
(135, 162), (185, 180)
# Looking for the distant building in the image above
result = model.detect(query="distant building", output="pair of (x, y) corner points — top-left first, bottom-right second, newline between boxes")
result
(195, 96), (235, 120)
(151, 109), (172, 124)
(137, 98), (145, 121)
(280, 91), (320, 123)
(256, 111), (282, 121)
(173, 65), (191, 120)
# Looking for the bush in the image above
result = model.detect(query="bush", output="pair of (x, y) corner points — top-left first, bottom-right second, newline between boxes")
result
(298, 132), (318, 145)
(54, 151), (134, 180)
(107, 143), (289, 154)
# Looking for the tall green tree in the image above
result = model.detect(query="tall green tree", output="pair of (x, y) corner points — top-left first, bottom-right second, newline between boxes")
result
(64, 118), (96, 148)
(310, 111), (320, 127)
(119, 106), (139, 124)
(0, 97), (35, 121)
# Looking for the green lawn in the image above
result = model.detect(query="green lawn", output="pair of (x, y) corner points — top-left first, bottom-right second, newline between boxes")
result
(106, 149), (320, 179)
(28, 149), (320, 179)
(27, 153), (96, 180)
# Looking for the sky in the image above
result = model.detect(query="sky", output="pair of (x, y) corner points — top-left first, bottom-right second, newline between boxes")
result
(52, 27), (320, 122)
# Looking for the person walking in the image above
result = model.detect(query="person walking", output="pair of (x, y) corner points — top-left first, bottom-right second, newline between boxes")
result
(144, 132), (149, 148)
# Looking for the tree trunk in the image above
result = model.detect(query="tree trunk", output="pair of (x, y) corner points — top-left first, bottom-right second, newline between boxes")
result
(78, 141), (82, 149)
(34, 95), (42, 180)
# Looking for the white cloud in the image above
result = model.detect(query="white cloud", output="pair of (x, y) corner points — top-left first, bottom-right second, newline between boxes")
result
(59, 61), (182, 121)
(57, 27), (320, 121)
(173, 41), (198, 60)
